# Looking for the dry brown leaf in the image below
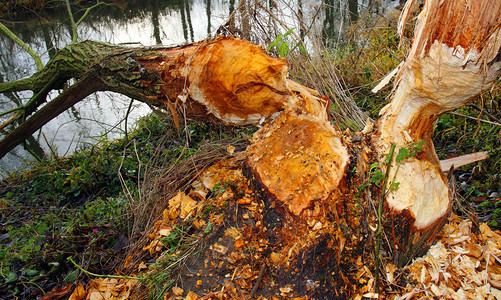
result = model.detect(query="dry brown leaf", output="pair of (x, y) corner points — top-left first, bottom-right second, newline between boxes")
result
(227, 145), (235, 155)
(38, 284), (73, 300)
(362, 292), (379, 298)
(172, 286), (184, 296)
(185, 291), (199, 300)
(68, 284), (86, 300)
(386, 263), (398, 284)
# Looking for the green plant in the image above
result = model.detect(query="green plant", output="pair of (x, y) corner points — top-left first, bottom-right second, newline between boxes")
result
(0, 195), (130, 297)
(210, 182), (230, 197)
(364, 141), (424, 293)
(267, 28), (295, 57)
(267, 28), (307, 57)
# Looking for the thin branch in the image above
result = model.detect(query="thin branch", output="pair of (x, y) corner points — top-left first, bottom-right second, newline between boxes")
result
(66, 0), (78, 43)
(67, 257), (143, 281)
(0, 73), (104, 159)
(467, 103), (501, 124)
(0, 22), (43, 71)
(451, 112), (501, 127)
(75, 2), (111, 28)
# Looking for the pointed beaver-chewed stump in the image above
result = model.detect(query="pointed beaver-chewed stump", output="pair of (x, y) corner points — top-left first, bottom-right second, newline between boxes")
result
(245, 111), (350, 217)
(373, 0), (501, 266)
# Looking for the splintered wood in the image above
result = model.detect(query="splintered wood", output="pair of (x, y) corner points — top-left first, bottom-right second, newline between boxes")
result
(399, 215), (501, 300)
(65, 0), (501, 298)
(141, 36), (327, 126)
(187, 37), (291, 125)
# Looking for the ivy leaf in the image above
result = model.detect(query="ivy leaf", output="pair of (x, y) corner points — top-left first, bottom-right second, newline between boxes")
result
(64, 269), (78, 282)
(390, 182), (400, 191)
(369, 162), (380, 172)
(369, 169), (384, 186)
(203, 219), (212, 235)
(298, 43), (308, 56)
(283, 27), (295, 37)
(26, 268), (39, 277)
(5, 271), (17, 283)
(414, 139), (425, 153)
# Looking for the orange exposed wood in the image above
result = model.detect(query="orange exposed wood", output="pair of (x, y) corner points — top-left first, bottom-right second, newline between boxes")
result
(188, 38), (291, 125)
(137, 36), (326, 126)
(400, 0), (501, 63)
(245, 111), (349, 216)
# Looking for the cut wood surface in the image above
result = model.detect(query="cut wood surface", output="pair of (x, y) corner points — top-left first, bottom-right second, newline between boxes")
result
(373, 0), (501, 266)
(245, 111), (349, 216)
(440, 151), (489, 172)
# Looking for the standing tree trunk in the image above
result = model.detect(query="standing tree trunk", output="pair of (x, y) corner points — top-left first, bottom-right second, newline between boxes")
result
(374, 0), (501, 266)
(1, 0), (500, 297)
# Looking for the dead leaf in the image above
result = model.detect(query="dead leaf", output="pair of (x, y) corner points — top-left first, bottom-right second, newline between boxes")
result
(68, 284), (86, 300)
(386, 263), (397, 284)
(488, 277), (501, 289)
(165, 101), (180, 131)
(185, 291), (199, 300)
(172, 286), (183, 296)
(39, 284), (73, 300)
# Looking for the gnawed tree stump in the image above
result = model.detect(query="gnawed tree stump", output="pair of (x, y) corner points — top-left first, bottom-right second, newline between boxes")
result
(373, 0), (501, 266)
(245, 111), (349, 217)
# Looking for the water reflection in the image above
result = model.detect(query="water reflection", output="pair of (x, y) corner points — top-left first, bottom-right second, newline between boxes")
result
(0, 0), (398, 176)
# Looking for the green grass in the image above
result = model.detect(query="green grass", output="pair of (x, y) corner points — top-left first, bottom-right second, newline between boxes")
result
(0, 113), (215, 298)
(0, 111), (253, 298)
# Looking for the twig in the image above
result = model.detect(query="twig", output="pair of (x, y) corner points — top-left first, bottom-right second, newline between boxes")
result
(75, 3), (110, 28)
(67, 257), (143, 281)
(0, 106), (24, 118)
(234, 281), (246, 300)
(467, 103), (501, 124)
(249, 263), (266, 298)
(200, 292), (219, 300)
(375, 143), (396, 293)
(125, 99), (134, 140)
(0, 22), (43, 70)
(65, 0), (78, 43)
(451, 112), (501, 127)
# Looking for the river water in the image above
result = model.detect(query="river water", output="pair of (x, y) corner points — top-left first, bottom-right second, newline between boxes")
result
(0, 0), (399, 177)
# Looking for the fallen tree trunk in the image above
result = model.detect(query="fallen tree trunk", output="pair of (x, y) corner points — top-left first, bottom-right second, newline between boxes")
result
(2, 0), (501, 297)
(0, 37), (324, 158)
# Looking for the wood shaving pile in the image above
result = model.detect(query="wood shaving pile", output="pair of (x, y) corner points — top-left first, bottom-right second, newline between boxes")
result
(395, 214), (501, 299)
